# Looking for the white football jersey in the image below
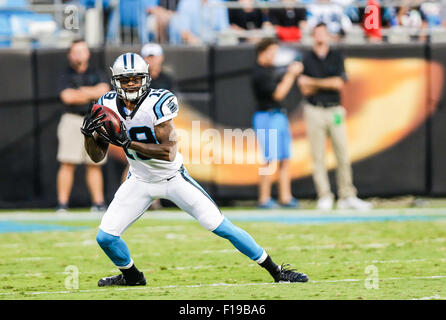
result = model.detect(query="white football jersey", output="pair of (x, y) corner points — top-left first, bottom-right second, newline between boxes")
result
(98, 88), (183, 182)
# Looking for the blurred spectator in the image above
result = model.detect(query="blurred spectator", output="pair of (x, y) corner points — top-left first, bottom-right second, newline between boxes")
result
(337, 0), (361, 25)
(168, 0), (230, 45)
(419, 1), (442, 28)
(306, 0), (353, 41)
(145, 0), (179, 43)
(382, 6), (399, 28)
(228, 0), (269, 42)
(396, 5), (424, 29)
(380, 1), (442, 42)
(141, 42), (176, 90)
(298, 23), (371, 210)
(57, 40), (110, 213)
(252, 38), (302, 209)
(268, 0), (307, 42)
(394, 2), (430, 41)
(115, 0), (160, 44)
(118, 0), (141, 44)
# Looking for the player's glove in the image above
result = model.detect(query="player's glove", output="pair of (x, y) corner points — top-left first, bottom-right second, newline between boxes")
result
(103, 122), (132, 149)
(80, 107), (106, 137)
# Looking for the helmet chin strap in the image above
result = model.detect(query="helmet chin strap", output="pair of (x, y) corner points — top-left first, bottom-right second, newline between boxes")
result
(125, 91), (139, 101)
(124, 87), (145, 102)
(112, 75), (149, 102)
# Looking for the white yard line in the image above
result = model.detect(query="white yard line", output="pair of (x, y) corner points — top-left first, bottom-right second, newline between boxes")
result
(2, 257), (446, 278)
(13, 257), (54, 262)
(2, 207), (446, 222)
(0, 243), (20, 248)
(18, 237), (442, 251)
(412, 295), (446, 300)
(0, 275), (445, 297)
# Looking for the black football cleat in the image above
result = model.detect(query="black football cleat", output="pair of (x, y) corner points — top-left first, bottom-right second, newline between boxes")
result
(98, 272), (146, 287)
(273, 264), (309, 283)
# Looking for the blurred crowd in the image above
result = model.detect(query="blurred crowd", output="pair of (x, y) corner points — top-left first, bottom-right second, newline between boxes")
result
(82, 0), (446, 45)
(0, 0), (445, 47)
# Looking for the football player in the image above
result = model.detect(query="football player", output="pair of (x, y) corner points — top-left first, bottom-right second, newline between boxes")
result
(81, 53), (309, 286)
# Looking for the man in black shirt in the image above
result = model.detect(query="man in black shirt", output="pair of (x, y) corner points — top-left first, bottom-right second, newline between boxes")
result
(268, 0), (307, 42)
(298, 23), (371, 211)
(57, 40), (110, 213)
(252, 38), (302, 209)
(228, 0), (267, 42)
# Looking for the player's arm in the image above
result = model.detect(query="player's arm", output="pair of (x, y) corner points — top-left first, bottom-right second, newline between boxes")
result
(84, 132), (109, 163)
(128, 120), (177, 162)
(80, 107), (109, 163)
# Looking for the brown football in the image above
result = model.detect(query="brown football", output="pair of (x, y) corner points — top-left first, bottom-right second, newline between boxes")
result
(91, 104), (122, 137)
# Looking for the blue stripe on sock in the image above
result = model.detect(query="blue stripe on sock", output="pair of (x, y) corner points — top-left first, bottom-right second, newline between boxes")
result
(213, 217), (264, 261)
(96, 229), (131, 267)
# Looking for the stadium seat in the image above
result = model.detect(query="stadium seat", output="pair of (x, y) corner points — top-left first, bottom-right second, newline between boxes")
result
(27, 13), (57, 37)
(2, 9), (58, 48)
(0, 0), (28, 8)
(0, 13), (11, 47)
(120, 0), (139, 28)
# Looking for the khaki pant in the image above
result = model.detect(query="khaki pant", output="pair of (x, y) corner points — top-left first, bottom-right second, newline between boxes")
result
(57, 113), (107, 165)
(303, 103), (356, 199)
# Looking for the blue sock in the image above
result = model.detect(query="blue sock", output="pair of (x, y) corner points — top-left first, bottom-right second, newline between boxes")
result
(212, 217), (264, 261)
(96, 229), (132, 268)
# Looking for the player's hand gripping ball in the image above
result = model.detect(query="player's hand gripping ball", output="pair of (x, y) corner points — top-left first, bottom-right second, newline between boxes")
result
(90, 103), (122, 137)
(89, 104), (132, 149)
(80, 105), (107, 138)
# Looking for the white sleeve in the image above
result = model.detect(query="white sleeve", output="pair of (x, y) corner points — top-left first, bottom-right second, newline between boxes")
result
(153, 93), (179, 126)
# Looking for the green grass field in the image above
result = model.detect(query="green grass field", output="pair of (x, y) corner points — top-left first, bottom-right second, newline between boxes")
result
(1, 205), (446, 300)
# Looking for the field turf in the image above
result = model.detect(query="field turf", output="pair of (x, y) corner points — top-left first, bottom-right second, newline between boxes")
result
(0, 206), (446, 300)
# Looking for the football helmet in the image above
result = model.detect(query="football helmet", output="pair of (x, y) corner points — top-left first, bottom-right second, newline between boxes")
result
(110, 53), (151, 101)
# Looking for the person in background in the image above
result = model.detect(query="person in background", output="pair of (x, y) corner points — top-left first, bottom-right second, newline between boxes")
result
(228, 0), (269, 43)
(120, 42), (176, 210)
(419, 1), (442, 28)
(168, 0), (230, 45)
(57, 39), (110, 213)
(268, 0), (307, 42)
(141, 42), (175, 91)
(306, 0), (353, 41)
(298, 23), (372, 211)
(252, 38), (302, 209)
(142, 0), (179, 43)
